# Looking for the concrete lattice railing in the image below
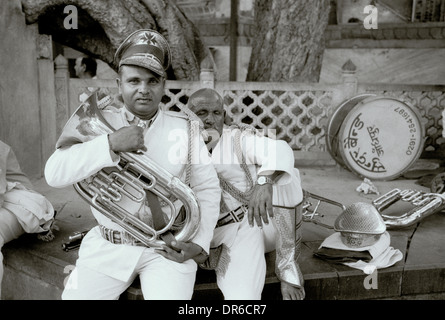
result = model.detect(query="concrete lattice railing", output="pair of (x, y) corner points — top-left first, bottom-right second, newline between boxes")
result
(54, 55), (445, 165)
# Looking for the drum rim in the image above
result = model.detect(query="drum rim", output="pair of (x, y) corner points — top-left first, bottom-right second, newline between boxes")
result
(326, 93), (377, 167)
(337, 96), (426, 181)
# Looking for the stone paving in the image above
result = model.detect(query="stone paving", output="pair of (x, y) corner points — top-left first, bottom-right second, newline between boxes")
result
(2, 165), (445, 300)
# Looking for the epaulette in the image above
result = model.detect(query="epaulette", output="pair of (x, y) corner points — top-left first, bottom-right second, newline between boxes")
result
(164, 106), (208, 141)
(165, 106), (204, 128)
(98, 95), (114, 110)
(99, 93), (125, 114)
(97, 92), (119, 110)
(163, 109), (189, 120)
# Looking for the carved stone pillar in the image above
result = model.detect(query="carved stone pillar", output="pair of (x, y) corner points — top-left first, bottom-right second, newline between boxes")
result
(37, 34), (57, 168)
(54, 54), (70, 139)
(341, 59), (358, 99)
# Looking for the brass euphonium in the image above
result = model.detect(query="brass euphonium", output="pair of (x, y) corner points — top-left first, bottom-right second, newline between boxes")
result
(372, 188), (445, 229)
(56, 92), (201, 247)
(302, 188), (445, 230)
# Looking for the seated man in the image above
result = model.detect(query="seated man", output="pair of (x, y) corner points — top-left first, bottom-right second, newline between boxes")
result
(0, 140), (55, 298)
(45, 29), (220, 300)
(188, 88), (305, 300)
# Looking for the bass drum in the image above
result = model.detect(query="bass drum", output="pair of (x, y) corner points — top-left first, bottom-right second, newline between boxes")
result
(330, 95), (425, 181)
(326, 93), (376, 168)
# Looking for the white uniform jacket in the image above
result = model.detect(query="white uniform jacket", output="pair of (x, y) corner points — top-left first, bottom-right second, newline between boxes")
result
(45, 106), (221, 281)
(210, 126), (303, 248)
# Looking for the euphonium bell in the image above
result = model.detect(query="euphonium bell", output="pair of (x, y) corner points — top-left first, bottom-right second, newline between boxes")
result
(372, 188), (445, 229)
(56, 91), (201, 247)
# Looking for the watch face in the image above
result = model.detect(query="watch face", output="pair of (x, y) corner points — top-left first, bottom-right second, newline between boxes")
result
(258, 176), (266, 185)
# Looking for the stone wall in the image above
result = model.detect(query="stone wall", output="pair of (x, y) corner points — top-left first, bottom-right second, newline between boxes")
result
(0, 0), (56, 179)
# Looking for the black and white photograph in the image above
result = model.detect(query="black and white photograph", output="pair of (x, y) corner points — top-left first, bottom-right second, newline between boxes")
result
(0, 0), (444, 308)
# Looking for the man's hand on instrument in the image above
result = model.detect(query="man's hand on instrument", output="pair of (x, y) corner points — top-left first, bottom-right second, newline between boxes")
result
(155, 241), (206, 263)
(108, 125), (147, 153)
(248, 183), (274, 228)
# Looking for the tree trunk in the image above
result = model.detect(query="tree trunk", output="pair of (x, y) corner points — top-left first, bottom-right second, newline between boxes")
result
(21, 0), (208, 80)
(246, 0), (331, 82)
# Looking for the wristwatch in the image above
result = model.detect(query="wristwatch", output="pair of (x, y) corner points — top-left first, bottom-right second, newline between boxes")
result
(257, 176), (274, 185)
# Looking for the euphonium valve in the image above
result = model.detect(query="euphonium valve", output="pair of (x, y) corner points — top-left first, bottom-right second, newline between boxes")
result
(56, 91), (201, 247)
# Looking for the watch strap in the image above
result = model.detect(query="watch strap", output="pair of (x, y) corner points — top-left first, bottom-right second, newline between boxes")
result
(257, 176), (274, 185)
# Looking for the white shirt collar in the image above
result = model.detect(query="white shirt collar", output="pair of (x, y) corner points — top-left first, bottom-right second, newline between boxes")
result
(123, 106), (160, 128)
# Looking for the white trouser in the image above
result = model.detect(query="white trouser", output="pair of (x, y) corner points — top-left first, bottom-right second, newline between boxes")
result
(213, 172), (304, 300)
(213, 218), (276, 300)
(0, 207), (25, 299)
(62, 248), (197, 300)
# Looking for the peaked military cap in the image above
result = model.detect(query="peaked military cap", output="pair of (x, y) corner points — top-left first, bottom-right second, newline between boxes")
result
(114, 29), (171, 76)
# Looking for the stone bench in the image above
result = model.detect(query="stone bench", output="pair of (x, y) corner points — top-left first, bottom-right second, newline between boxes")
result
(2, 212), (279, 300)
(1, 182), (280, 300)
(3, 167), (445, 300)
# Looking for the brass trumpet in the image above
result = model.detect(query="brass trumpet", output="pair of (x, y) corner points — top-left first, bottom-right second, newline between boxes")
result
(56, 92), (201, 247)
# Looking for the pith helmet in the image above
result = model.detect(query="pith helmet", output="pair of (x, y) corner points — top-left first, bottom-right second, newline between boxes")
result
(334, 202), (386, 248)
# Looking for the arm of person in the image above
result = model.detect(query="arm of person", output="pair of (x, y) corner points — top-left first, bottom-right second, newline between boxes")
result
(44, 134), (119, 188)
(242, 131), (296, 185)
(1, 141), (33, 191)
(45, 125), (146, 188)
(241, 132), (297, 227)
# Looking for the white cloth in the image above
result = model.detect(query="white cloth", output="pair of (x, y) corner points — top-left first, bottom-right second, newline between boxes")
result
(0, 140), (54, 298)
(320, 231), (391, 259)
(344, 247), (403, 271)
(45, 107), (221, 288)
(320, 231), (403, 270)
(2, 188), (54, 233)
(0, 207), (26, 299)
(0, 140), (34, 194)
(210, 127), (303, 299)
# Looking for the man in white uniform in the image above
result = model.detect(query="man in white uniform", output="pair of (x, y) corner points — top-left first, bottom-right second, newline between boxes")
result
(45, 30), (221, 300)
(188, 88), (305, 300)
(1, 140), (55, 299)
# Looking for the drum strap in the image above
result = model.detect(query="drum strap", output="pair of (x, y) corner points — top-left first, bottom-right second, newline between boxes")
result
(146, 190), (176, 247)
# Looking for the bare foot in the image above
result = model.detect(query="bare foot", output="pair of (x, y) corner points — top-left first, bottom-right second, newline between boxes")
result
(281, 281), (305, 300)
